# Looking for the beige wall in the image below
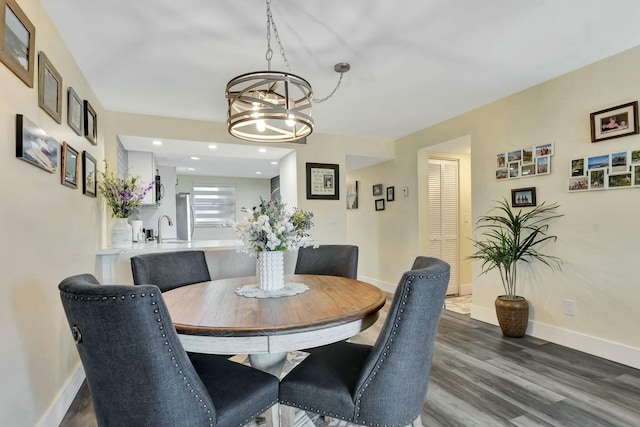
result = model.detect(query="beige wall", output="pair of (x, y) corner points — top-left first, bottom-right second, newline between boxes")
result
(0, 0), (105, 425)
(367, 46), (640, 366)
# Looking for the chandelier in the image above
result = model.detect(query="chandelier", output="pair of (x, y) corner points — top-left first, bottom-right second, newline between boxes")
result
(226, 0), (349, 143)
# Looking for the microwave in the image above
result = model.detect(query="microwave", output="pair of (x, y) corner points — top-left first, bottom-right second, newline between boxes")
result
(154, 169), (164, 205)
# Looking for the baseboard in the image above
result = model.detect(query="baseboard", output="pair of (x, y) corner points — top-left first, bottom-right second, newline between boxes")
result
(36, 363), (85, 427)
(358, 275), (396, 294)
(458, 283), (472, 295)
(471, 306), (640, 370)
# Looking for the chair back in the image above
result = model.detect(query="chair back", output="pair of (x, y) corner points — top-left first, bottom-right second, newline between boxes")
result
(353, 257), (450, 425)
(58, 274), (217, 426)
(131, 250), (211, 291)
(294, 245), (358, 279)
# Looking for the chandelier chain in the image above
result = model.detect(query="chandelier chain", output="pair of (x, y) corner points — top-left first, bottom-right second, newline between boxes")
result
(265, 0), (291, 72)
(315, 72), (344, 103)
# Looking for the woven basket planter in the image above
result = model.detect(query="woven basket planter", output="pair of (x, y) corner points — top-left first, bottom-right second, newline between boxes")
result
(495, 296), (529, 338)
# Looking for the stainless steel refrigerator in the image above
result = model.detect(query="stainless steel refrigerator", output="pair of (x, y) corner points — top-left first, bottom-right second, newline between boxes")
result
(176, 192), (194, 241)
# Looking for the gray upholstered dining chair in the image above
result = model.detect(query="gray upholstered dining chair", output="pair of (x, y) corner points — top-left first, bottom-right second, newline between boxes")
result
(131, 250), (211, 292)
(279, 257), (450, 427)
(58, 274), (279, 427)
(294, 244), (359, 279)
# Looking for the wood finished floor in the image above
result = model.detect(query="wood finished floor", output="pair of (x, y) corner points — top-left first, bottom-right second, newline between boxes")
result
(60, 298), (640, 427)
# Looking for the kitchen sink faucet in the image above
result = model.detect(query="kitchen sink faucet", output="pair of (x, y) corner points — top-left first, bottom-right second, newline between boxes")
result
(157, 215), (173, 243)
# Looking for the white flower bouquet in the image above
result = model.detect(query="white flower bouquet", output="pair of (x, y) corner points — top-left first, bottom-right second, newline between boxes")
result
(233, 198), (314, 253)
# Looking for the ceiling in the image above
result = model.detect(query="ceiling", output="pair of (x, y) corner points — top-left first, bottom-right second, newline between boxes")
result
(41, 0), (640, 177)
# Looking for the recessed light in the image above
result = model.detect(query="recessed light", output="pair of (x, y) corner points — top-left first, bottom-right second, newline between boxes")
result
(270, 161), (278, 165)
(190, 156), (200, 160)
(188, 168), (195, 171)
(258, 148), (267, 153)
(208, 144), (217, 149)
(255, 171), (262, 175)
(152, 140), (163, 146)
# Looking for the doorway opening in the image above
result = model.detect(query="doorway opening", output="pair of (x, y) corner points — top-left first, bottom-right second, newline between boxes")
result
(417, 135), (472, 296)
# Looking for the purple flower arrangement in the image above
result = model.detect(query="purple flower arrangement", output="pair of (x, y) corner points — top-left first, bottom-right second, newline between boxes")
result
(97, 163), (154, 218)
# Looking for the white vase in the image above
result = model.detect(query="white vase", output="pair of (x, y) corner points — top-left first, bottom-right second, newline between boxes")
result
(111, 218), (133, 248)
(257, 251), (285, 291)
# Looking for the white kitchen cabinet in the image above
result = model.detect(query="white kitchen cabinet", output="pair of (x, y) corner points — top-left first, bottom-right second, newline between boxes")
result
(128, 151), (158, 205)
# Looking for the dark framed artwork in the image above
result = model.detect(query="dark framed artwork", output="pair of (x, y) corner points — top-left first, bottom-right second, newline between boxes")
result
(67, 87), (83, 135)
(84, 100), (97, 145)
(372, 184), (383, 196)
(306, 162), (339, 200)
(15, 114), (57, 173)
(386, 186), (395, 202)
(590, 101), (639, 143)
(61, 141), (79, 189)
(38, 51), (63, 123)
(0, 0), (35, 87)
(511, 187), (536, 208)
(346, 180), (358, 209)
(375, 198), (385, 211)
(82, 151), (97, 197)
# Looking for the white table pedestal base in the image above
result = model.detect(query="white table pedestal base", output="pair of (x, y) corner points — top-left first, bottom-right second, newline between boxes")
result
(249, 352), (288, 378)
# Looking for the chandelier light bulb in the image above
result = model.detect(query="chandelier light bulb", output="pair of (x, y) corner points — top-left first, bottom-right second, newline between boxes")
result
(256, 120), (266, 132)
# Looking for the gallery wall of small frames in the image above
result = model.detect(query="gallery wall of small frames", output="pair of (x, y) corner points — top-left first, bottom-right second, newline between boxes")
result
(496, 143), (554, 180)
(3, 0), (99, 197)
(568, 149), (640, 192)
(568, 101), (640, 192)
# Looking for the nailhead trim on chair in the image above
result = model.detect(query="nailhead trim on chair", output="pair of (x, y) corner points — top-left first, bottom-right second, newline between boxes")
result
(60, 289), (215, 427)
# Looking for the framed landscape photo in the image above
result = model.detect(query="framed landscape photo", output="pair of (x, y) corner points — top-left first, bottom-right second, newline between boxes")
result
(590, 101), (639, 143)
(61, 141), (79, 189)
(82, 151), (97, 197)
(511, 187), (536, 207)
(38, 51), (63, 123)
(67, 87), (83, 135)
(375, 198), (385, 211)
(15, 114), (57, 173)
(306, 162), (339, 200)
(0, 0), (35, 87)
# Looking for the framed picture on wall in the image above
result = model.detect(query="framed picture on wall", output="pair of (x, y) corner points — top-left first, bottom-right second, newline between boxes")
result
(375, 198), (385, 211)
(511, 187), (536, 207)
(0, 0), (36, 87)
(15, 114), (57, 173)
(61, 142), (79, 189)
(67, 87), (83, 135)
(305, 163), (339, 200)
(590, 101), (639, 142)
(84, 99), (97, 145)
(82, 151), (97, 197)
(346, 180), (358, 209)
(38, 51), (63, 123)
(386, 186), (395, 201)
(372, 183), (383, 196)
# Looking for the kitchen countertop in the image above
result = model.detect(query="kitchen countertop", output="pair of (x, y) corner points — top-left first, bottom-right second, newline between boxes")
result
(96, 239), (244, 256)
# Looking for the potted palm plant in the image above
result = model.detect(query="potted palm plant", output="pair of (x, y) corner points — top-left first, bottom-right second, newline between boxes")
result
(468, 199), (562, 337)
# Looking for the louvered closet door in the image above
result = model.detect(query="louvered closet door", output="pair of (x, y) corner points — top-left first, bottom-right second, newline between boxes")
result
(427, 159), (459, 295)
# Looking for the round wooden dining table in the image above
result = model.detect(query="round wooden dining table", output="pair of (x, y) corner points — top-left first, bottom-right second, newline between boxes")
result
(163, 274), (386, 375)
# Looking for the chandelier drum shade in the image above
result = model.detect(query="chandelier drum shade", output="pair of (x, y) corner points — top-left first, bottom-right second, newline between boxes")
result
(226, 71), (313, 143)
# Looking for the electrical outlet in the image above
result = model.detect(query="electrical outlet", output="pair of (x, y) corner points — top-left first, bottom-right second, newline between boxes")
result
(402, 186), (409, 197)
(564, 300), (576, 316)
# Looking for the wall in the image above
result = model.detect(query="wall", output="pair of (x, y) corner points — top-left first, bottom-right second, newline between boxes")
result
(0, 0), (105, 425)
(369, 46), (640, 368)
